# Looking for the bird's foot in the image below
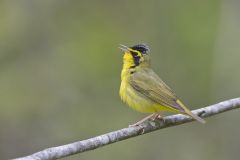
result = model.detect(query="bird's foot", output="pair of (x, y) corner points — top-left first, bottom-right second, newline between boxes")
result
(128, 113), (156, 127)
(150, 114), (165, 123)
(128, 113), (165, 127)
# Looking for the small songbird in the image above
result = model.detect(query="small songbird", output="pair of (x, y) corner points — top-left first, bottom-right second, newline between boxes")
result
(119, 44), (205, 126)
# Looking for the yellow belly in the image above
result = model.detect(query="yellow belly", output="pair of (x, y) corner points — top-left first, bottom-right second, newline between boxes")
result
(120, 79), (175, 113)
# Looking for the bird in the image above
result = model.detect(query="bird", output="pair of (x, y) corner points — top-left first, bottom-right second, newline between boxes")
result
(119, 43), (206, 126)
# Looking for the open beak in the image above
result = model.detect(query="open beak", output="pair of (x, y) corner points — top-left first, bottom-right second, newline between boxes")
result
(119, 44), (130, 53)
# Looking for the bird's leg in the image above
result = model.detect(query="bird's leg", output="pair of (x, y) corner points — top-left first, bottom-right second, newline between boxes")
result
(151, 113), (165, 123)
(151, 113), (162, 120)
(151, 113), (159, 120)
(129, 113), (157, 127)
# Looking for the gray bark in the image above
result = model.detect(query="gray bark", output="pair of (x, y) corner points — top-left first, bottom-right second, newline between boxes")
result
(14, 98), (240, 160)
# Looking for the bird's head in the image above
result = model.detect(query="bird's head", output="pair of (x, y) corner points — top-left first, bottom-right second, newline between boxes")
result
(119, 44), (150, 67)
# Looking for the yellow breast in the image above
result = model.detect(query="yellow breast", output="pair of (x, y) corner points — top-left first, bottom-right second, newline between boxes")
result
(120, 67), (166, 113)
(119, 52), (175, 113)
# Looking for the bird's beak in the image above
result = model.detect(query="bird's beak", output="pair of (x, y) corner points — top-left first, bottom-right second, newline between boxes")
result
(119, 44), (130, 53)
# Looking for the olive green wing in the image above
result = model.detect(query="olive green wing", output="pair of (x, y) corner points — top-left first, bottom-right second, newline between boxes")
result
(129, 69), (185, 112)
(129, 69), (206, 123)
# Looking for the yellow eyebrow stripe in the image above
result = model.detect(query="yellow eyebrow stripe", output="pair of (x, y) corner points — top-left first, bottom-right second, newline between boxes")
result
(128, 48), (142, 56)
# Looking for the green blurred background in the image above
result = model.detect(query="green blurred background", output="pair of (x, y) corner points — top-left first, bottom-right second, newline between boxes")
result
(0, 0), (240, 159)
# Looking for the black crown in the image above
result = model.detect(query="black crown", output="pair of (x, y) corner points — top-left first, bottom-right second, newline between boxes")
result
(130, 44), (150, 54)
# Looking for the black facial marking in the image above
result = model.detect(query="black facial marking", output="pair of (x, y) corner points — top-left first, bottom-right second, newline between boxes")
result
(130, 44), (150, 54)
(130, 51), (138, 57)
(133, 56), (140, 66)
(129, 51), (141, 66)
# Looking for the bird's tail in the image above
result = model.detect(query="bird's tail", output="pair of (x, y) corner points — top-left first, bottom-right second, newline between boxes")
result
(177, 100), (206, 124)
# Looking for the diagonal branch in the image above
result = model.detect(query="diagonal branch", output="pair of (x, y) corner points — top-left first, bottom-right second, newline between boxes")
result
(15, 98), (240, 160)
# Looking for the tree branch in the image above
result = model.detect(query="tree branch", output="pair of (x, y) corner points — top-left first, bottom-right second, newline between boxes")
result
(15, 98), (240, 160)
